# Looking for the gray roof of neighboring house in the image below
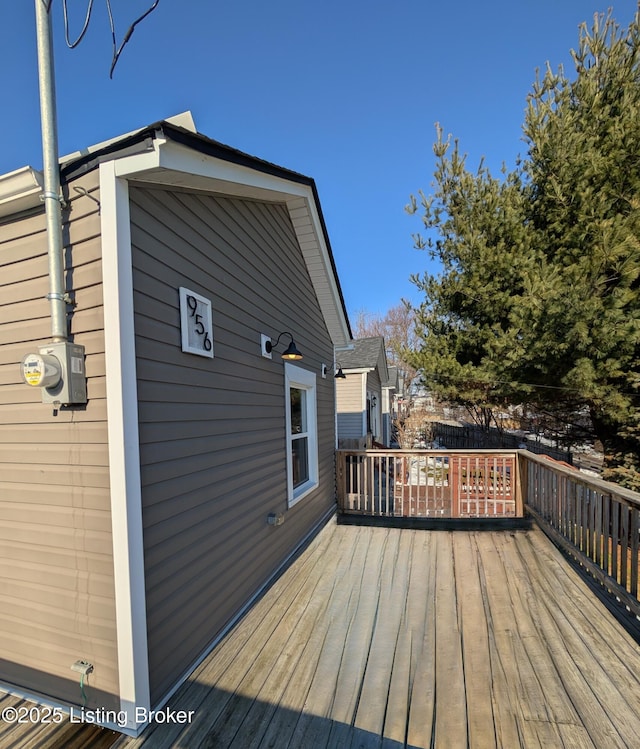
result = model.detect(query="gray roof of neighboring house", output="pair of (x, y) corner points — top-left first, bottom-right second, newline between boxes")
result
(338, 337), (385, 370)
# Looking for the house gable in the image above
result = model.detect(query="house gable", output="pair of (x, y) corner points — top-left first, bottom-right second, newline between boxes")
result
(60, 121), (351, 351)
(336, 337), (391, 446)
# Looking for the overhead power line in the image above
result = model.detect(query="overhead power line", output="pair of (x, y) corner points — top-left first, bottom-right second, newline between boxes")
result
(107, 0), (160, 78)
(58, 0), (161, 77)
(421, 371), (640, 398)
(62, 0), (94, 47)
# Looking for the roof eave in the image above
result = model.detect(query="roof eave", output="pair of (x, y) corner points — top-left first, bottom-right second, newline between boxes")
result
(0, 166), (44, 219)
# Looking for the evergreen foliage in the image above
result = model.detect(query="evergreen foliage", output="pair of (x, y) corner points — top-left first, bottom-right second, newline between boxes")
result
(408, 11), (640, 489)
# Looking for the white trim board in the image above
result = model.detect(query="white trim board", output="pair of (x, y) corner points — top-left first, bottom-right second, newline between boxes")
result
(285, 362), (319, 507)
(100, 161), (150, 735)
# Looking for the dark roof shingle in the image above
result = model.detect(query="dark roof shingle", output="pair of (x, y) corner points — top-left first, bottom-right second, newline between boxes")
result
(338, 337), (384, 370)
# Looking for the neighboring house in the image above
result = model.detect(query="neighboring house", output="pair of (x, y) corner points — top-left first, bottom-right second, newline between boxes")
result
(394, 370), (409, 419)
(0, 113), (351, 735)
(382, 366), (399, 446)
(335, 336), (390, 448)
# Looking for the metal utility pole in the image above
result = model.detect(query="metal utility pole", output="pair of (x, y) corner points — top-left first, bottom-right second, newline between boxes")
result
(19, 3), (87, 406)
(34, 0), (67, 342)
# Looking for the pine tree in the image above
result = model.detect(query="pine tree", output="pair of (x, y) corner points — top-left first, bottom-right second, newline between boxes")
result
(409, 11), (640, 488)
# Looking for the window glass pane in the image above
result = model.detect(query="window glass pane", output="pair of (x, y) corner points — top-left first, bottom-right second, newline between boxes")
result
(292, 436), (309, 488)
(290, 387), (307, 434)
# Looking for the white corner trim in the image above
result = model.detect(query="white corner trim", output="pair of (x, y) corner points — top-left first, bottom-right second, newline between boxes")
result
(361, 373), (368, 435)
(100, 161), (150, 733)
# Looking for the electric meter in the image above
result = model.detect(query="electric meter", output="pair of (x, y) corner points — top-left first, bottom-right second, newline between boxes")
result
(20, 342), (87, 405)
(21, 353), (62, 389)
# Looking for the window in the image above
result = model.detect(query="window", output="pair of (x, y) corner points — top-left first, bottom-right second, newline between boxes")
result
(285, 363), (318, 506)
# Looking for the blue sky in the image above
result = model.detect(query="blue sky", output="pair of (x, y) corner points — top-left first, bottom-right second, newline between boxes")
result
(2, 1), (638, 321)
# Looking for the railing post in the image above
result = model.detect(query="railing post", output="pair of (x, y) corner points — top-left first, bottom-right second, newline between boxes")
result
(336, 450), (345, 512)
(516, 451), (526, 518)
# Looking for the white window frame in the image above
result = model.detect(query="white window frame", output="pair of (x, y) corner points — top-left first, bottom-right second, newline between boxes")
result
(284, 363), (318, 507)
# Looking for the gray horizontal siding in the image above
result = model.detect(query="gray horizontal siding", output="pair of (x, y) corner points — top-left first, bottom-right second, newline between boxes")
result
(0, 172), (119, 709)
(129, 185), (337, 704)
(367, 370), (382, 393)
(337, 412), (365, 441)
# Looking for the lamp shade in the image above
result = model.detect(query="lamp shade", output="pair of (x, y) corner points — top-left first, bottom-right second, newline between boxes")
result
(281, 339), (303, 360)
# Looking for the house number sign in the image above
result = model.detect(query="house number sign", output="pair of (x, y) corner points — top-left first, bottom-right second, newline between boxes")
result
(179, 287), (214, 358)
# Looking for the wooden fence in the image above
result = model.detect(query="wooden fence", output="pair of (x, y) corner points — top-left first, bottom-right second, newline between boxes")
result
(432, 422), (573, 464)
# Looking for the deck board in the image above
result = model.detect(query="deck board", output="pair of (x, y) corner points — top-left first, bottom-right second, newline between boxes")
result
(114, 520), (640, 748)
(405, 530), (437, 748)
(516, 531), (640, 748)
(433, 532), (468, 748)
(5, 519), (640, 749)
(454, 533), (497, 749)
(0, 693), (119, 749)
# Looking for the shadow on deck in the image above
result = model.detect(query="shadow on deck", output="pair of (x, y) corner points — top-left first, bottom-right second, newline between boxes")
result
(114, 518), (640, 749)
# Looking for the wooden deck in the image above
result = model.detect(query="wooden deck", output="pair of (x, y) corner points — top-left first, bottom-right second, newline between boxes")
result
(0, 691), (119, 749)
(111, 519), (640, 749)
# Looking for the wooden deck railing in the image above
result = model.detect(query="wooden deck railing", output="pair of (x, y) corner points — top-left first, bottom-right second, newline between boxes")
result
(336, 449), (523, 520)
(521, 451), (640, 618)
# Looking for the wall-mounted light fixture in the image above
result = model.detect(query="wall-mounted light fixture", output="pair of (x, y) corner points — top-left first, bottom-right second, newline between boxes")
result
(371, 394), (378, 407)
(261, 331), (303, 360)
(321, 363), (346, 379)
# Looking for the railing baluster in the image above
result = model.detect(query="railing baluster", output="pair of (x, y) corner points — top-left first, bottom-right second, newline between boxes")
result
(427, 454), (433, 516)
(579, 484), (586, 553)
(621, 504), (629, 591)
(591, 487), (596, 560)
(603, 494), (611, 577)
(375, 455), (381, 516)
(386, 454), (392, 517)
(594, 490), (602, 569)
(612, 501), (620, 584)
(475, 455), (480, 516)
(631, 507), (639, 598)
(491, 456), (497, 516)
(557, 474), (564, 535)
(573, 480), (579, 549)
(358, 455), (361, 512)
